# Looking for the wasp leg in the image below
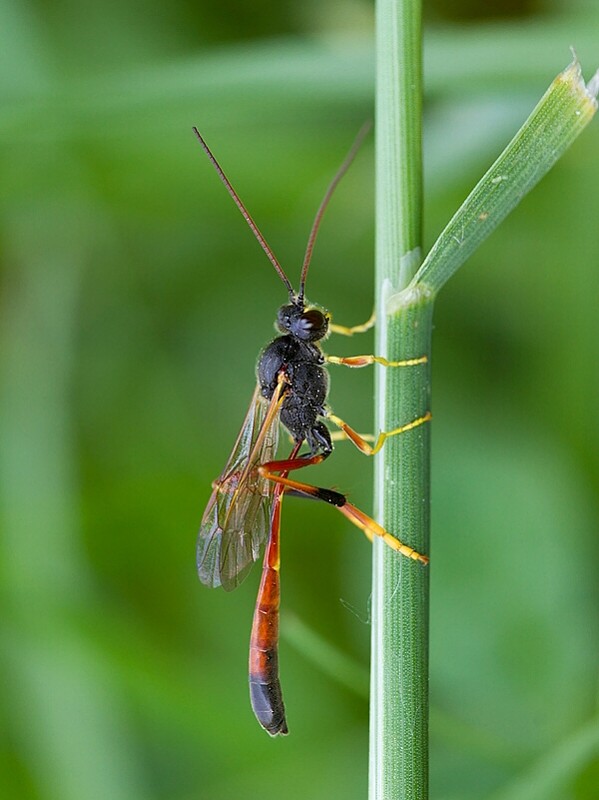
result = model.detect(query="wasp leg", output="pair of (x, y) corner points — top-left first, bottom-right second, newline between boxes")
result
(257, 464), (428, 564)
(327, 411), (431, 456)
(338, 502), (428, 564)
(330, 430), (374, 443)
(328, 308), (376, 337)
(326, 353), (427, 368)
(261, 450), (330, 474)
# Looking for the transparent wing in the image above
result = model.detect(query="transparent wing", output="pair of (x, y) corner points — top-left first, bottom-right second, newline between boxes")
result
(197, 385), (282, 591)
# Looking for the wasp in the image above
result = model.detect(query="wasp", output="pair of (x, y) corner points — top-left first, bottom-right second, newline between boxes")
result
(194, 126), (430, 735)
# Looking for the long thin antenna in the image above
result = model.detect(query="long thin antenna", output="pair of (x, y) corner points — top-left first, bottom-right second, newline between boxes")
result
(192, 127), (295, 298)
(298, 121), (372, 303)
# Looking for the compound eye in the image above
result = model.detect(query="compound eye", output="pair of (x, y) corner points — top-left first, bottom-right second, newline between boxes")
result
(301, 310), (326, 331)
(296, 309), (328, 340)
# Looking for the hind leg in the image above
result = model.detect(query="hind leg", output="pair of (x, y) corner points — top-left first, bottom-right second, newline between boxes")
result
(257, 461), (428, 565)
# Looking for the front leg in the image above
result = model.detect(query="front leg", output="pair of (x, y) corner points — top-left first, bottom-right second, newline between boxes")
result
(328, 308), (376, 336)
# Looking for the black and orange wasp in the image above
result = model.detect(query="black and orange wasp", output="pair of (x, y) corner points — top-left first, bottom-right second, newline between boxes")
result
(194, 125), (430, 736)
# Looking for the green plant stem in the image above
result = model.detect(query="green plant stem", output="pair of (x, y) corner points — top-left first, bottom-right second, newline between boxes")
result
(371, 1), (429, 799)
(371, 291), (432, 800)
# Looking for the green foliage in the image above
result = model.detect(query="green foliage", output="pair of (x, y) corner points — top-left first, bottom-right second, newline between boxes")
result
(1, 3), (598, 800)
(415, 59), (598, 294)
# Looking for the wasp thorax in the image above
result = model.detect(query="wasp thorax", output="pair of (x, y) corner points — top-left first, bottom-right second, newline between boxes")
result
(276, 303), (329, 342)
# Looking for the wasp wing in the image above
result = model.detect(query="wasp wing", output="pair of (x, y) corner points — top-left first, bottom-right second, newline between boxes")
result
(197, 383), (283, 591)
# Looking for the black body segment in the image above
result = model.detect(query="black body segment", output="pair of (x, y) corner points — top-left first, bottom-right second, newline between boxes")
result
(249, 672), (288, 736)
(258, 324), (332, 456)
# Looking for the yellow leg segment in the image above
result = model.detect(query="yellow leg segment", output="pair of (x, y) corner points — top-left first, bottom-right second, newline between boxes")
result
(326, 354), (427, 368)
(328, 309), (376, 336)
(330, 430), (374, 443)
(339, 503), (429, 564)
(328, 411), (432, 456)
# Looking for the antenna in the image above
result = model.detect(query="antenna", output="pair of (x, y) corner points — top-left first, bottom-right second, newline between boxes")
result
(297, 121), (372, 303)
(192, 127), (295, 299)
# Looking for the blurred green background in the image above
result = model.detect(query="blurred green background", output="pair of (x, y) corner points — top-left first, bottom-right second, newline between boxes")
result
(1, 1), (598, 799)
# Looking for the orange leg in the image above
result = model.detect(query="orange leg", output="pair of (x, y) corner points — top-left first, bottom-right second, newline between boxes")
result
(260, 450), (329, 472)
(327, 353), (427, 368)
(327, 411), (432, 456)
(338, 503), (428, 564)
(257, 462), (428, 565)
(325, 351), (428, 450)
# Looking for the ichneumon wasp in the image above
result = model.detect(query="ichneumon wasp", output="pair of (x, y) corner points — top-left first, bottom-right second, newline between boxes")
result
(194, 125), (431, 736)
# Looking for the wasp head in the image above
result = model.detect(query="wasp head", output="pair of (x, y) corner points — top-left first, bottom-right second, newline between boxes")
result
(276, 302), (329, 342)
